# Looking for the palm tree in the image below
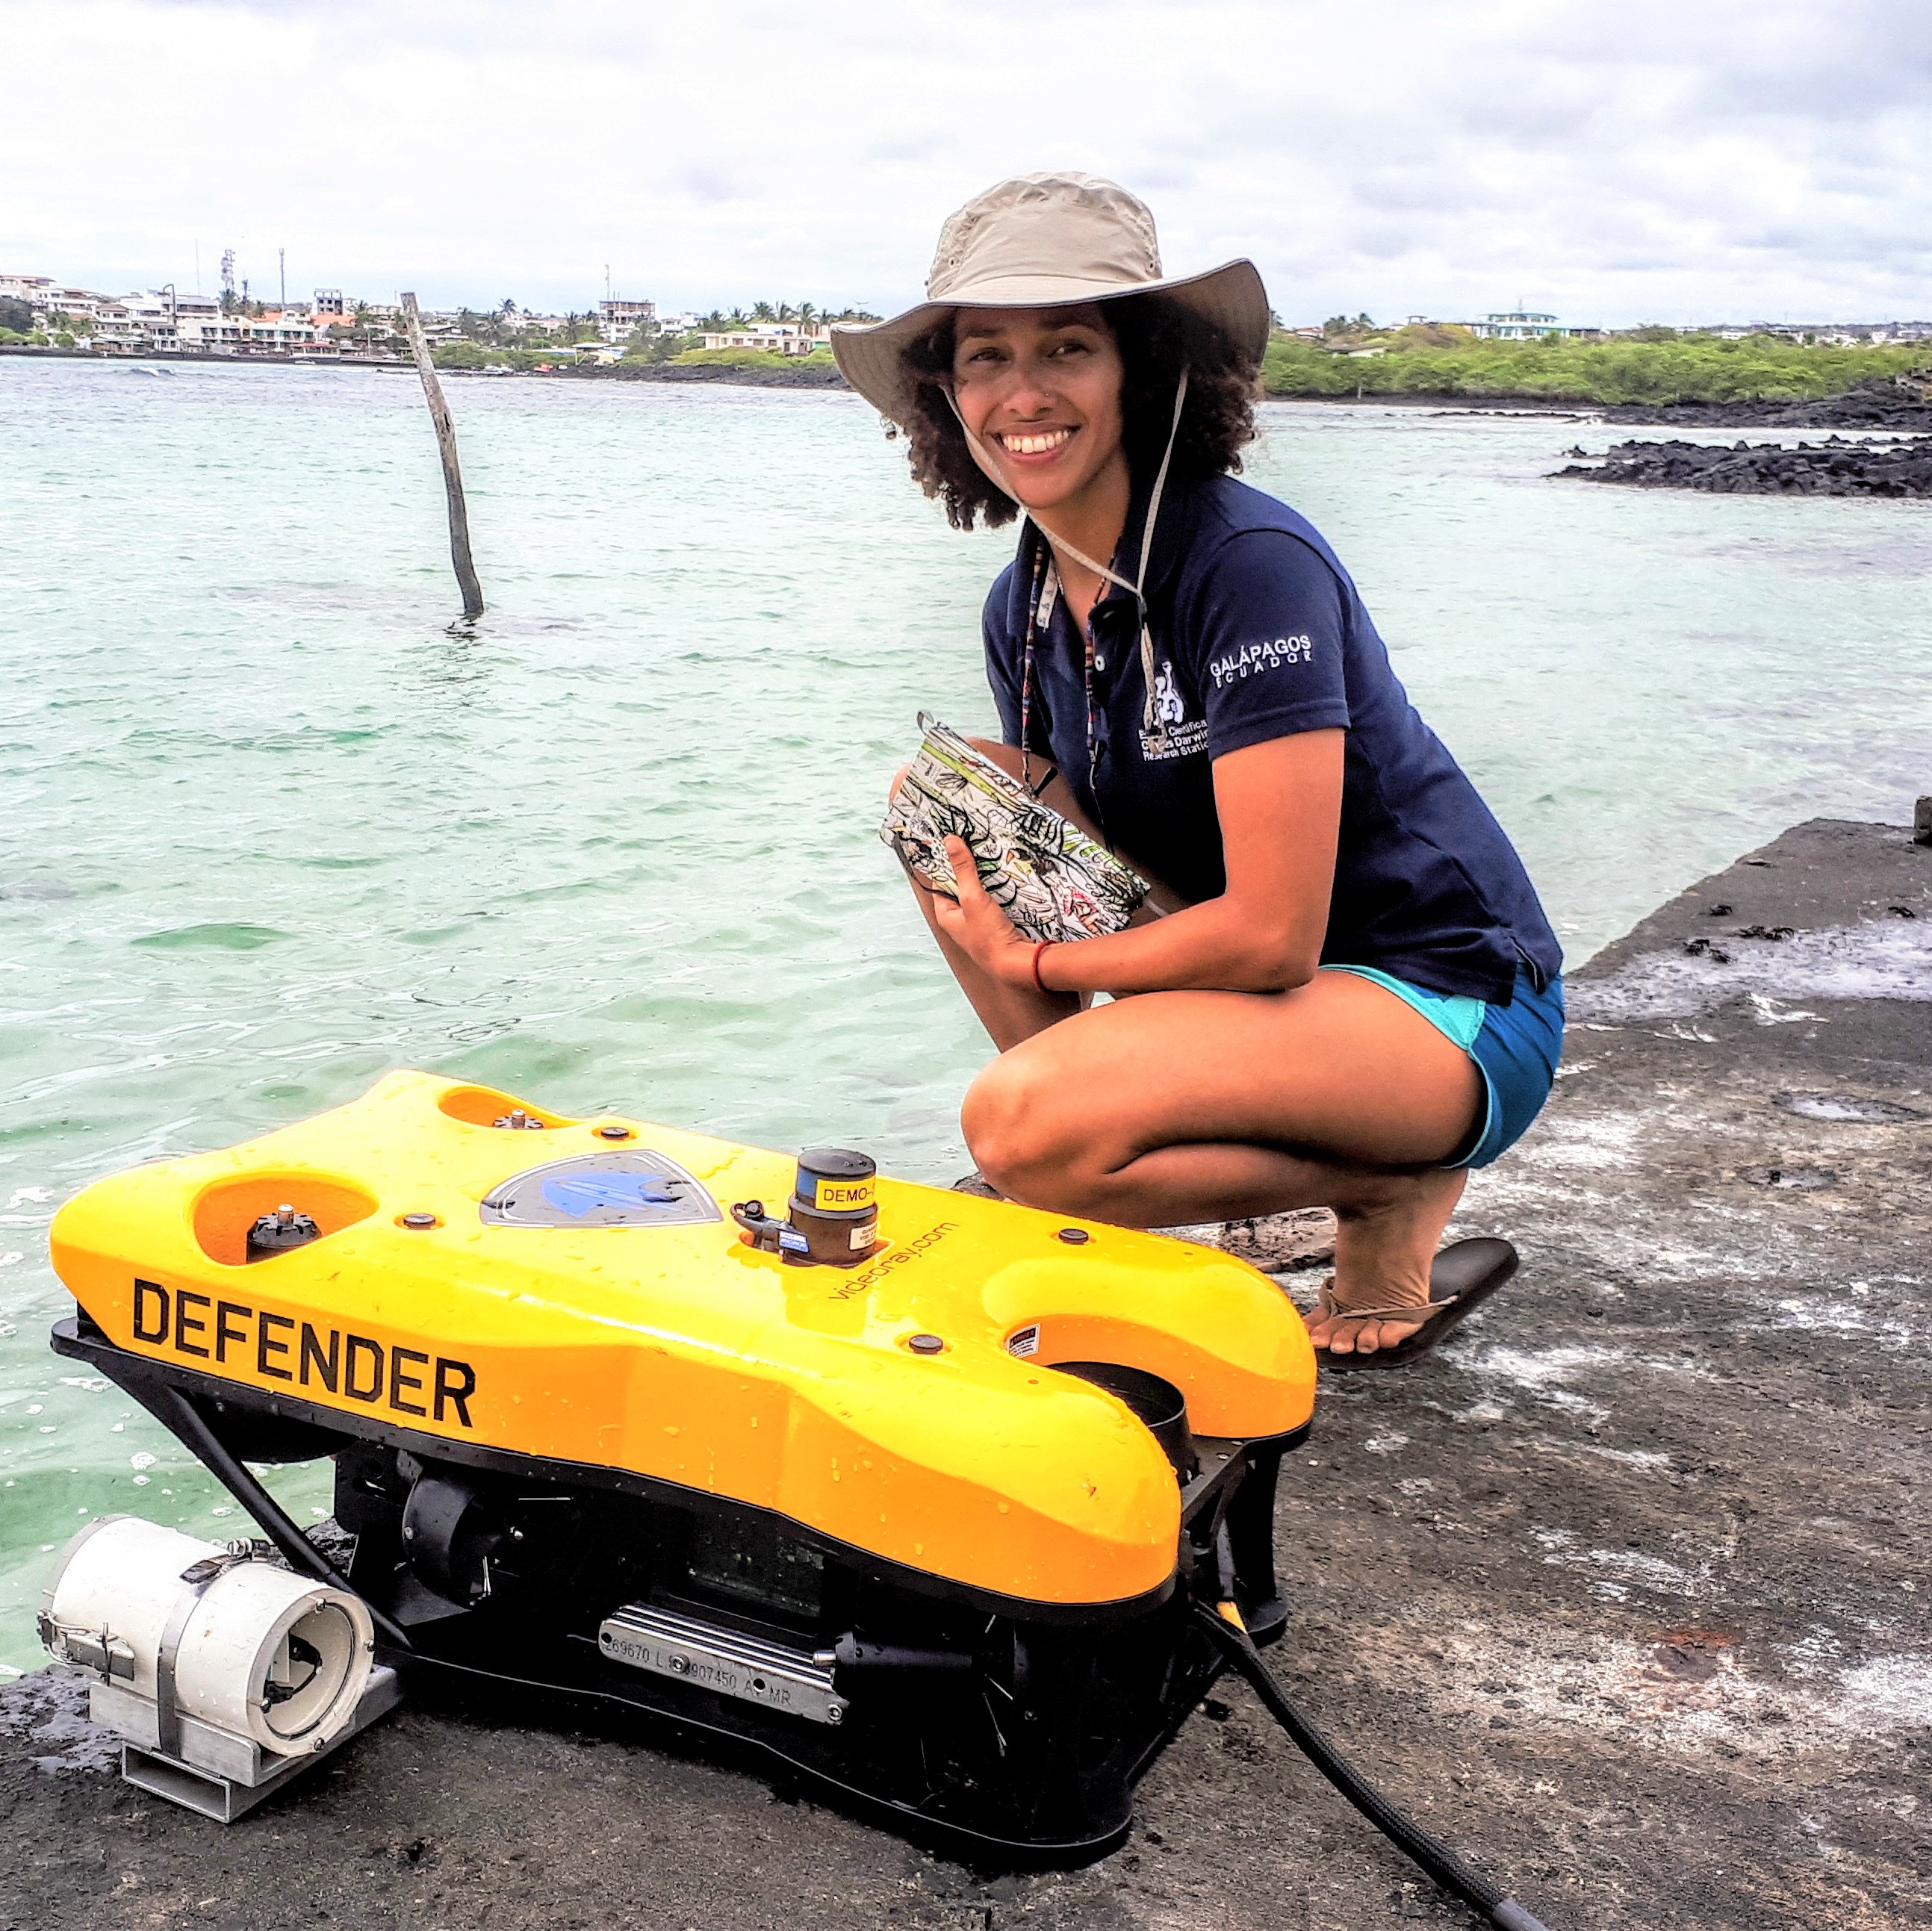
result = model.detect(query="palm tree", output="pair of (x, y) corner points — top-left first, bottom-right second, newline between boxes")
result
(776, 302), (798, 324)
(797, 301), (819, 336)
(751, 300), (775, 323)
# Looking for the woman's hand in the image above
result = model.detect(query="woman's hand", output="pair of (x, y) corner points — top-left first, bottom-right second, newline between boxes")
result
(928, 837), (1045, 989)
(924, 731), (1343, 1004)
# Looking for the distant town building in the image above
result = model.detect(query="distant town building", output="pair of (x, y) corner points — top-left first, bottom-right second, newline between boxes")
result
(0, 271), (376, 354)
(105, 293), (181, 349)
(1459, 311), (1608, 341)
(0, 273), (114, 327)
(698, 324), (830, 357)
(0, 273), (60, 305)
(1469, 310), (1562, 340)
(1707, 320), (1932, 345)
(599, 297), (656, 342)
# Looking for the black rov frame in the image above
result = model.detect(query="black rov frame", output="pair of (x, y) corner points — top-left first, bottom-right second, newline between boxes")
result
(55, 1307), (1554, 1926)
(55, 1307), (1302, 1862)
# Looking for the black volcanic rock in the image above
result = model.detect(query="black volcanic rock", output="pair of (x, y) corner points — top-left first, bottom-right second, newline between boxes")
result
(1600, 373), (1932, 432)
(1556, 432), (1932, 496)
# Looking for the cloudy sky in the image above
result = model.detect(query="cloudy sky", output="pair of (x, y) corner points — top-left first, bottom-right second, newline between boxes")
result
(7, 0), (1929, 326)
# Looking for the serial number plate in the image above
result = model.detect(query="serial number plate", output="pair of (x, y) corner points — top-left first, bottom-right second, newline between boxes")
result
(597, 1604), (847, 1726)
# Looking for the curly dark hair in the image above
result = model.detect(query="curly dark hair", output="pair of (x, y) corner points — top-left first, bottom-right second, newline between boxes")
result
(892, 293), (1259, 532)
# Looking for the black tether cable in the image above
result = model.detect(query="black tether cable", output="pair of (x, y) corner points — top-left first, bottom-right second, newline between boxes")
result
(1193, 1604), (1552, 1931)
(159, 1385), (414, 1652)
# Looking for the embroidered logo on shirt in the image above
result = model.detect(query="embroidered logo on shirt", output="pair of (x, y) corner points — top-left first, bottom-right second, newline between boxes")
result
(1209, 635), (1314, 688)
(1140, 659), (1210, 761)
(1153, 662), (1187, 726)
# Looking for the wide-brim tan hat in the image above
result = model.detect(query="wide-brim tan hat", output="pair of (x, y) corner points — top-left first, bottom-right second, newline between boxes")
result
(832, 171), (1270, 424)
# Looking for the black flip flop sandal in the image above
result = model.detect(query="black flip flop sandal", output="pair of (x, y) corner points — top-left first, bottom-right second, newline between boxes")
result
(1311, 1237), (1519, 1371)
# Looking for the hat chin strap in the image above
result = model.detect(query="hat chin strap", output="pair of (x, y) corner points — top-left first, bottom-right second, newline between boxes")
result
(944, 372), (1190, 742)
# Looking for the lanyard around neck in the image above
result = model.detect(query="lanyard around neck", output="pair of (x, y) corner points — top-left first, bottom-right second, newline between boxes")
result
(1022, 368), (1187, 744)
(1021, 551), (1108, 816)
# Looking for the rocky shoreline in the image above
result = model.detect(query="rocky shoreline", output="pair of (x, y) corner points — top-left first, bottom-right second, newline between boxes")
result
(1554, 434), (1932, 497)
(1597, 376), (1932, 433)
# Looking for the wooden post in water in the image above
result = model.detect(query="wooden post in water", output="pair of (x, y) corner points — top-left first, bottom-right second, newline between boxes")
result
(400, 291), (484, 620)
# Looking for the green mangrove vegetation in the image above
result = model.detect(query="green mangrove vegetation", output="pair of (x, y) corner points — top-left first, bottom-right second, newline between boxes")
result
(1261, 329), (1930, 405)
(667, 346), (839, 370)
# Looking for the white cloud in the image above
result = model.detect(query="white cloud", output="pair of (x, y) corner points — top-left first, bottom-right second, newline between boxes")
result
(4, 0), (1928, 325)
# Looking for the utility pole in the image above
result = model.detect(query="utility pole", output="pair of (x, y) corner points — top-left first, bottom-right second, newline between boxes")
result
(400, 293), (485, 622)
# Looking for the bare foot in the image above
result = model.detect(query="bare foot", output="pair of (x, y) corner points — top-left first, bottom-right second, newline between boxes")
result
(1302, 1166), (1467, 1358)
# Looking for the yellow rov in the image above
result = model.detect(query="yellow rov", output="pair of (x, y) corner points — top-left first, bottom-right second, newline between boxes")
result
(50, 1069), (1316, 1854)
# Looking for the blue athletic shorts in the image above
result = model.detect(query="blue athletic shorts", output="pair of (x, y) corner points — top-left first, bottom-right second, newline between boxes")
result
(1321, 963), (1565, 1169)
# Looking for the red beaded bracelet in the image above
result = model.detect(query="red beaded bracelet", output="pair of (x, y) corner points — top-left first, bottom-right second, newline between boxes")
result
(1031, 939), (1056, 993)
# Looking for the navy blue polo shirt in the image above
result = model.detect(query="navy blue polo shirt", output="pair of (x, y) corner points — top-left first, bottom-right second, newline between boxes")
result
(982, 471), (1562, 1004)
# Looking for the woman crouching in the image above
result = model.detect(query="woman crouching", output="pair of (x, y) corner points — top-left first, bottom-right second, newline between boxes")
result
(833, 174), (1564, 1367)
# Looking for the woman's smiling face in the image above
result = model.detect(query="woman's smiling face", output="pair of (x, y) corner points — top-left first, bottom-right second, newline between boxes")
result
(950, 305), (1127, 517)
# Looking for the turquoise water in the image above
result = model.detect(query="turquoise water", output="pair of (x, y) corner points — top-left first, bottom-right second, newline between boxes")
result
(3, 359), (1928, 1673)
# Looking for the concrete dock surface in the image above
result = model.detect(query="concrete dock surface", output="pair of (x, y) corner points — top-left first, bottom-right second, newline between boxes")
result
(4, 815), (1927, 1931)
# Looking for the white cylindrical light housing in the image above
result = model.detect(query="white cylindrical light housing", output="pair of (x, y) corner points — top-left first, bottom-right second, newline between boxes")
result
(43, 1516), (375, 1757)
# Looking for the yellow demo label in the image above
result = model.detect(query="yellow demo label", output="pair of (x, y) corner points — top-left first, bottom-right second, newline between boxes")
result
(812, 1175), (876, 1213)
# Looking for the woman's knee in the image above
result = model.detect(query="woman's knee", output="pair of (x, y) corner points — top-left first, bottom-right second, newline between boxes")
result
(960, 1051), (1081, 1194)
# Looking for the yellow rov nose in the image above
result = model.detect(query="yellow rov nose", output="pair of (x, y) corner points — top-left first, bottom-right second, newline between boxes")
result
(49, 1070), (1316, 1613)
